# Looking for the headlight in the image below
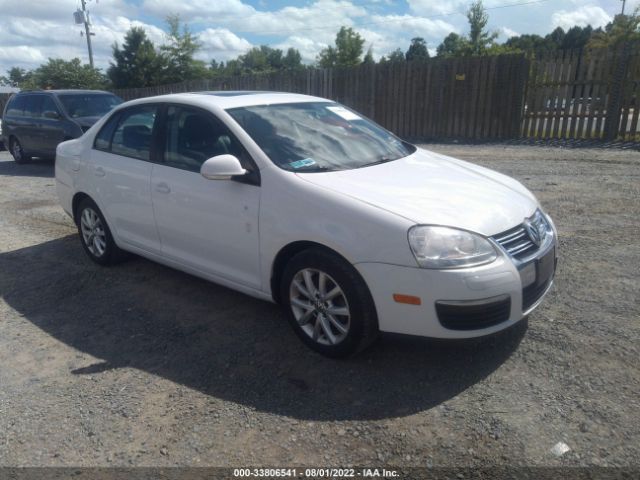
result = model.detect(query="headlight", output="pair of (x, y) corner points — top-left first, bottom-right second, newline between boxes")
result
(408, 226), (497, 269)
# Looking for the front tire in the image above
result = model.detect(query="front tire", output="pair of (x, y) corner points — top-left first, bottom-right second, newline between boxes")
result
(281, 249), (379, 357)
(10, 138), (31, 164)
(76, 198), (124, 266)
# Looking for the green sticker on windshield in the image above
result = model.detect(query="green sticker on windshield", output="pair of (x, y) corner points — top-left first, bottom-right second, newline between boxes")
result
(289, 158), (316, 169)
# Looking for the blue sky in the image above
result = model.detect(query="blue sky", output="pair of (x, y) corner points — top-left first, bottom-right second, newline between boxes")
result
(0, 0), (636, 74)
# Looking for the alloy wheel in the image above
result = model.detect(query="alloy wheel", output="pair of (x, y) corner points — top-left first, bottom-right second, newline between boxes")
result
(80, 207), (107, 257)
(289, 268), (351, 346)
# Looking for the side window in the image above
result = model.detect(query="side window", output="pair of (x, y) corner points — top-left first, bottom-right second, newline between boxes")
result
(41, 96), (60, 117)
(6, 96), (26, 116)
(23, 96), (42, 118)
(94, 112), (121, 151)
(110, 106), (157, 161)
(164, 106), (254, 173)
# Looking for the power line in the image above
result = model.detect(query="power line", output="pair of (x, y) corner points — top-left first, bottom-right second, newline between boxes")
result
(227, 0), (553, 36)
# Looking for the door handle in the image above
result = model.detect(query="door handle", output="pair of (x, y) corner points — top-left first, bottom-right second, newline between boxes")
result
(155, 182), (171, 194)
(95, 167), (105, 177)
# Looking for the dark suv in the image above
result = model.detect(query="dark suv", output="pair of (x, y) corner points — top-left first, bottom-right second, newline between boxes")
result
(1, 90), (122, 163)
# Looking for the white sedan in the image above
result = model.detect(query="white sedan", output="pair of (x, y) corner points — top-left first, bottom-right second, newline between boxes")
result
(55, 91), (557, 357)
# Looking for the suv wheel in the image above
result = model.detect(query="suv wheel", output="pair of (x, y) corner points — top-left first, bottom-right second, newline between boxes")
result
(281, 249), (379, 357)
(10, 138), (31, 164)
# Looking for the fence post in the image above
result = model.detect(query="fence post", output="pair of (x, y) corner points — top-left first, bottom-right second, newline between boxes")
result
(604, 42), (631, 141)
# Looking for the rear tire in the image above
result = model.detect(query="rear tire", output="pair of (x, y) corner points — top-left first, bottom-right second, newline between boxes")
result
(10, 138), (31, 164)
(76, 197), (125, 266)
(281, 249), (379, 357)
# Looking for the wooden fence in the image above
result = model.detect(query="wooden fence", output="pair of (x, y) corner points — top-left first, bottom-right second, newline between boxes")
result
(114, 54), (528, 141)
(522, 43), (640, 141)
(1, 44), (637, 143)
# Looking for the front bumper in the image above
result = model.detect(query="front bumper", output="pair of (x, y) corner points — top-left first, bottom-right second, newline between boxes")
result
(355, 229), (557, 339)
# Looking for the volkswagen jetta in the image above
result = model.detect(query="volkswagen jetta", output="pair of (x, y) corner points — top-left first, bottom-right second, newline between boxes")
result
(55, 91), (557, 357)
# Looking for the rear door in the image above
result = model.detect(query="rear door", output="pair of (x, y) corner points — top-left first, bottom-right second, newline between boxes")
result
(89, 104), (162, 254)
(150, 104), (262, 288)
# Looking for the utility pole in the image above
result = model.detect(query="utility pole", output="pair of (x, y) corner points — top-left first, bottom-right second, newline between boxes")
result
(621, 0), (627, 15)
(80, 0), (94, 68)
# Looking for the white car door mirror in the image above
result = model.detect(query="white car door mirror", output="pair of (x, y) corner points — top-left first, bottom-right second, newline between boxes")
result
(200, 155), (247, 180)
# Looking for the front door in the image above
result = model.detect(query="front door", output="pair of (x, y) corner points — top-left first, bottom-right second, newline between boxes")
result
(150, 105), (261, 288)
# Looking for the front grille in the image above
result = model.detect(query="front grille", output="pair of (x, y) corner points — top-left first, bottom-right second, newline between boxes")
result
(492, 224), (538, 259)
(436, 296), (511, 331)
(522, 277), (552, 311)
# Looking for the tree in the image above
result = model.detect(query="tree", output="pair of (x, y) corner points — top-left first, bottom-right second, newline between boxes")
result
(362, 46), (375, 65)
(386, 48), (406, 63)
(283, 48), (303, 70)
(21, 58), (106, 89)
(160, 14), (209, 83)
(587, 8), (640, 50)
(405, 37), (429, 62)
(0, 67), (33, 88)
(108, 27), (165, 88)
(318, 26), (365, 67)
(467, 0), (498, 55)
(437, 33), (470, 57)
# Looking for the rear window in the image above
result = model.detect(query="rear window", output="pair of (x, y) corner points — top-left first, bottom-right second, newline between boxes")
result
(57, 93), (122, 119)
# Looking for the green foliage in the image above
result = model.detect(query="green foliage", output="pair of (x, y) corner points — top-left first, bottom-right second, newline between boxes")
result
(380, 48), (406, 64)
(362, 47), (375, 65)
(504, 25), (598, 56)
(318, 26), (365, 67)
(467, 0), (499, 55)
(405, 37), (429, 62)
(437, 33), (470, 57)
(160, 14), (209, 83)
(20, 58), (106, 89)
(587, 8), (640, 50)
(208, 45), (303, 76)
(0, 67), (32, 88)
(108, 27), (166, 88)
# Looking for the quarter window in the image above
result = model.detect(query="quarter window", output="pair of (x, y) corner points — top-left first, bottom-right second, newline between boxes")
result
(94, 112), (121, 151)
(110, 106), (157, 161)
(6, 96), (27, 116)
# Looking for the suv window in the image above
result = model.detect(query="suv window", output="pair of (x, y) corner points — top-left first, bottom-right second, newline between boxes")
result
(110, 106), (157, 161)
(23, 95), (43, 118)
(6, 95), (27, 116)
(41, 96), (60, 117)
(164, 105), (254, 173)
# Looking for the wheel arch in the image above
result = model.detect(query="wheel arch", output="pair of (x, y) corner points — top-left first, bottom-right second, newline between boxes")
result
(270, 240), (356, 304)
(71, 192), (92, 224)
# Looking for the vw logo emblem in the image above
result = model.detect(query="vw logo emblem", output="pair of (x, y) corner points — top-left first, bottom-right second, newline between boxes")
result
(524, 219), (541, 246)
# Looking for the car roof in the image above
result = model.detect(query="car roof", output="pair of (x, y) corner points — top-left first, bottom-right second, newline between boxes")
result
(122, 91), (332, 110)
(16, 89), (115, 96)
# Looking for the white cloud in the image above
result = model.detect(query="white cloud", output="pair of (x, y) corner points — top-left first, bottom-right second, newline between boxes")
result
(501, 27), (520, 38)
(551, 5), (612, 30)
(407, 0), (507, 16)
(196, 29), (253, 61)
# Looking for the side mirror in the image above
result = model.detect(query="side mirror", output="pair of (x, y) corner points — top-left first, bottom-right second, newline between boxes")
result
(43, 110), (61, 120)
(200, 154), (247, 180)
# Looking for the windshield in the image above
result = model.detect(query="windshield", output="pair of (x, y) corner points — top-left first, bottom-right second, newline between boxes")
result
(57, 94), (123, 119)
(227, 102), (416, 172)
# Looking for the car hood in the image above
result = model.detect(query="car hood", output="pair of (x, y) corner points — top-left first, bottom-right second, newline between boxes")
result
(295, 148), (539, 236)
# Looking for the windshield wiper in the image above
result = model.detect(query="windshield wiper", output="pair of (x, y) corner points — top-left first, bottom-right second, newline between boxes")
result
(292, 165), (339, 172)
(357, 156), (396, 169)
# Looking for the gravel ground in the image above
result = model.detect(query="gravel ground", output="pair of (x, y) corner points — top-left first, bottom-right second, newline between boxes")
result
(0, 145), (638, 468)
